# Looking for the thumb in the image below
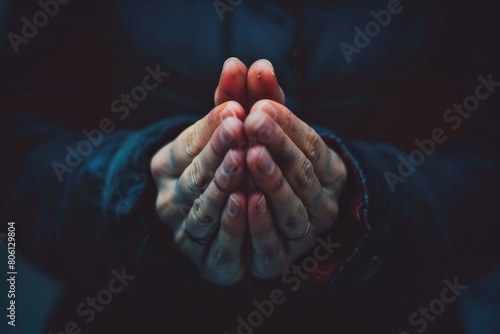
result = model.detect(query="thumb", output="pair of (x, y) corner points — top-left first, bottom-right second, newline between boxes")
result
(214, 57), (248, 110)
(247, 59), (285, 107)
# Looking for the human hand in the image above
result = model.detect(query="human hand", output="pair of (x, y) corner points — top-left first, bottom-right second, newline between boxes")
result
(239, 58), (346, 279)
(244, 99), (347, 279)
(151, 101), (249, 285)
(152, 58), (347, 284)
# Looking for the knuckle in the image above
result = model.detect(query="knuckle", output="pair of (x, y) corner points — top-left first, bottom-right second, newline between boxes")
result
(295, 205), (309, 225)
(306, 128), (323, 161)
(259, 240), (283, 262)
(190, 196), (216, 228)
(150, 152), (167, 180)
(307, 190), (324, 224)
(185, 127), (202, 158)
(270, 174), (286, 193)
(283, 216), (300, 230)
(155, 192), (175, 220)
(177, 202), (191, 220)
(294, 158), (315, 188)
(297, 203), (309, 222)
(285, 205), (308, 230)
(325, 154), (348, 192)
(325, 198), (338, 221)
(332, 157), (348, 191)
(189, 158), (211, 193)
(317, 199), (338, 233)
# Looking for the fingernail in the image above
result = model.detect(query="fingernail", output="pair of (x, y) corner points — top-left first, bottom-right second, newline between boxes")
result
(220, 122), (235, 145)
(223, 57), (235, 71)
(252, 112), (267, 131)
(260, 102), (276, 119)
(220, 102), (237, 120)
(252, 114), (273, 144)
(258, 147), (275, 174)
(263, 59), (275, 75)
(228, 195), (240, 217)
(256, 195), (267, 214)
(215, 169), (230, 189)
(222, 150), (240, 175)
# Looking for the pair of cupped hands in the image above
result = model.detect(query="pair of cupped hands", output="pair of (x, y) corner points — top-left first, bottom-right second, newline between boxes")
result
(151, 58), (347, 285)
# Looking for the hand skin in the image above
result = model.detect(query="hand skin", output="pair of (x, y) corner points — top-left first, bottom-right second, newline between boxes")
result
(244, 99), (347, 279)
(151, 59), (252, 285)
(151, 58), (347, 284)
(151, 101), (248, 285)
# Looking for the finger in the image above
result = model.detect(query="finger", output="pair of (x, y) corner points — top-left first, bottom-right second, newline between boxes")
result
(214, 57), (248, 109)
(176, 149), (246, 245)
(244, 112), (329, 220)
(248, 100), (347, 192)
(247, 59), (285, 107)
(175, 117), (245, 200)
(247, 191), (286, 279)
(203, 190), (247, 285)
(151, 101), (245, 179)
(246, 145), (314, 245)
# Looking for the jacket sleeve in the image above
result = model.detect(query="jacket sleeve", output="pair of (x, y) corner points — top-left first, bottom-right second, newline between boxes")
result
(316, 125), (500, 293)
(244, 117), (499, 297)
(0, 97), (197, 286)
(0, 0), (200, 286)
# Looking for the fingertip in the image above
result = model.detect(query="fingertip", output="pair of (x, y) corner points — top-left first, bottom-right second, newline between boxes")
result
(248, 191), (267, 215)
(222, 57), (237, 71)
(222, 192), (246, 233)
(221, 113), (244, 129)
(256, 194), (267, 215)
(220, 101), (246, 121)
(278, 86), (286, 104)
(230, 190), (247, 210)
(249, 59), (275, 76)
(220, 116), (246, 147)
(249, 99), (277, 118)
(247, 60), (285, 105)
(222, 57), (247, 73)
(247, 191), (273, 240)
(246, 144), (264, 164)
(216, 58), (249, 109)
(246, 145), (275, 176)
(244, 109), (268, 137)
(262, 59), (275, 75)
(225, 148), (246, 175)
